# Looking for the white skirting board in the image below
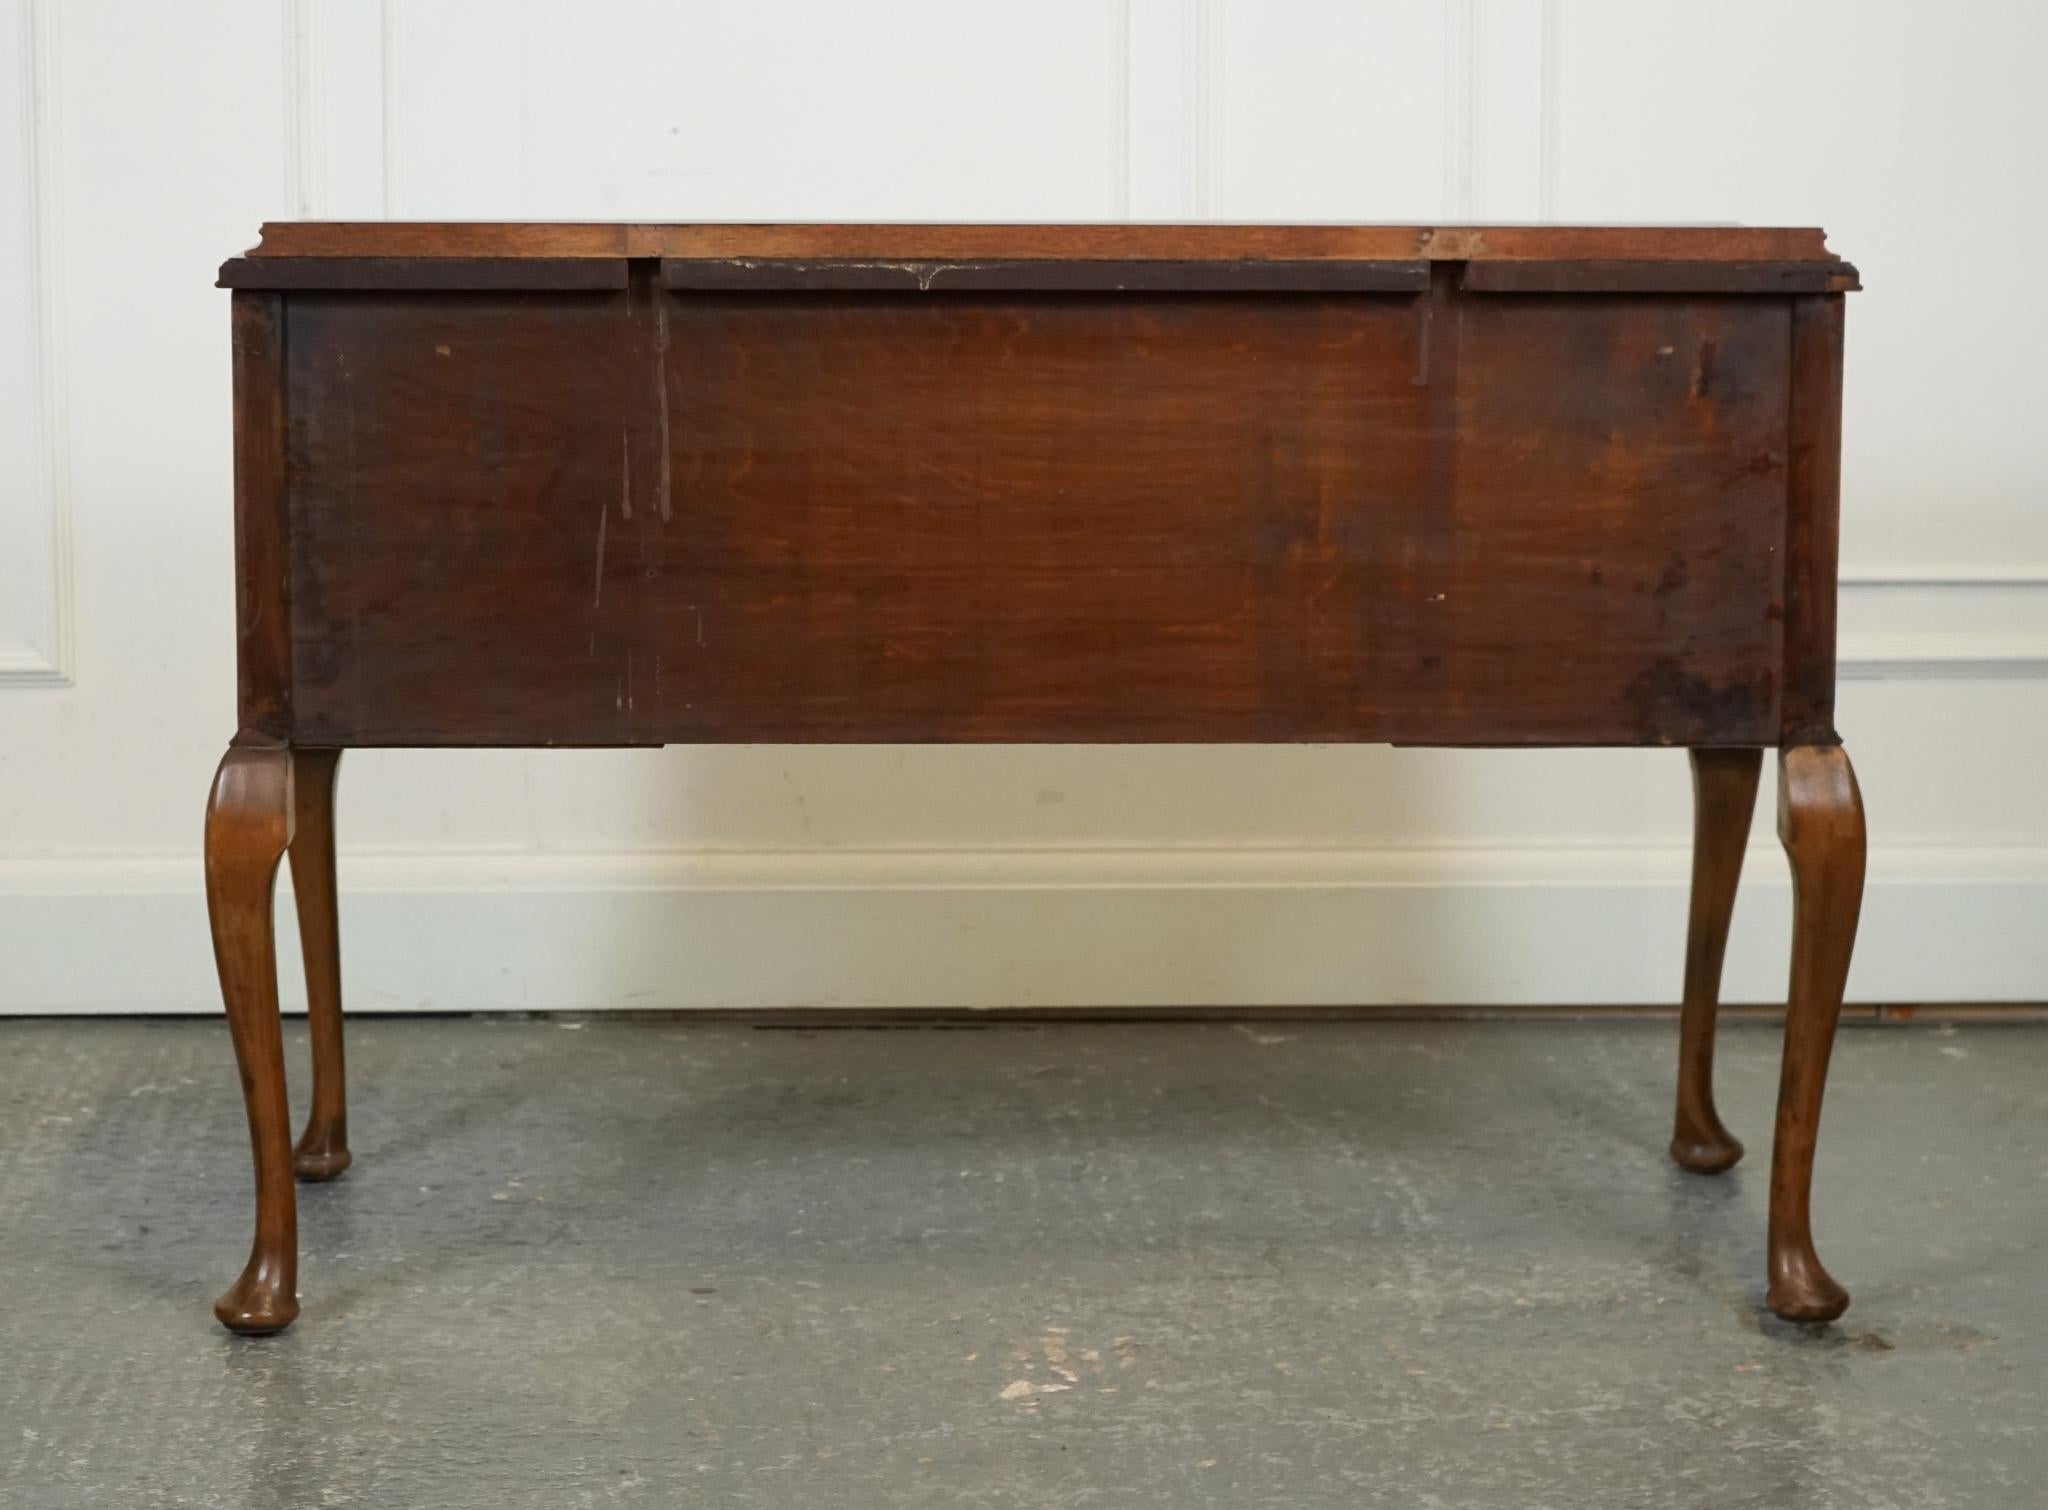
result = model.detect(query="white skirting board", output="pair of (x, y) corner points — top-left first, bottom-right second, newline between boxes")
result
(2, 844), (2042, 1014)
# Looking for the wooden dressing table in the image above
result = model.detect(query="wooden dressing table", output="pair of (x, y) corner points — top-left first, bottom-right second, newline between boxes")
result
(209, 222), (1864, 1334)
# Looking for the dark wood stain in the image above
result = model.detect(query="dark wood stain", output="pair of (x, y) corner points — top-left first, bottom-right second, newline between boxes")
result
(1672, 747), (1764, 1174)
(287, 748), (349, 1182)
(659, 258), (1432, 293)
(1462, 259), (1858, 294)
(241, 221), (1848, 265)
(220, 256), (631, 292)
(1781, 295), (1847, 744)
(204, 742), (299, 1335)
(230, 294), (291, 740)
(1769, 743), (1867, 1321)
(203, 222), (1868, 1334)
(277, 283), (1798, 748)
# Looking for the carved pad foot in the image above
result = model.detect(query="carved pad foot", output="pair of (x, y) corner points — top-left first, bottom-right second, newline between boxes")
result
(1768, 1243), (1851, 1323)
(1669, 1122), (1744, 1175)
(292, 1129), (352, 1183)
(214, 1252), (300, 1336)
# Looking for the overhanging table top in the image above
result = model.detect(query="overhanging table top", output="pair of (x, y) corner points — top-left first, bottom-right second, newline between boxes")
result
(240, 221), (1848, 265)
(224, 223), (1860, 295)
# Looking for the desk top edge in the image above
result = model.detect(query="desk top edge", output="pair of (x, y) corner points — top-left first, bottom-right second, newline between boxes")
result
(242, 221), (1848, 264)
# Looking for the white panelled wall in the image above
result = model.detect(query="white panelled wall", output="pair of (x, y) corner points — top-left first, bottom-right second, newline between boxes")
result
(3, 0), (2045, 1013)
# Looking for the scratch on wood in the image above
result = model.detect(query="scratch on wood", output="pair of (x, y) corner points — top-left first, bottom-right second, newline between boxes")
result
(620, 429), (632, 520)
(654, 294), (673, 522)
(722, 258), (960, 290)
(1414, 288), (1432, 386)
(884, 260), (957, 292)
(592, 500), (608, 608)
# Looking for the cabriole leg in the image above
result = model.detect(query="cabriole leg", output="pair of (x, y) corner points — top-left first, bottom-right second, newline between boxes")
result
(1671, 747), (1763, 1173)
(1767, 742), (1866, 1322)
(289, 749), (350, 1181)
(204, 743), (300, 1335)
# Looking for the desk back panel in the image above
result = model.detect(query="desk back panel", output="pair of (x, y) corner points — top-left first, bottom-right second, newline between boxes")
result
(278, 280), (1794, 747)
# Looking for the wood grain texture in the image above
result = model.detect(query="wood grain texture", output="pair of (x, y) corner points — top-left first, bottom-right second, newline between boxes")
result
(650, 290), (1426, 744)
(1768, 743), (1866, 1322)
(285, 289), (642, 744)
(658, 259), (1431, 293)
(1672, 747), (1764, 1174)
(288, 748), (349, 1183)
(1463, 260), (1858, 295)
(210, 222), (1865, 1335)
(203, 743), (298, 1335)
(280, 286), (1795, 747)
(230, 293), (290, 740)
(1782, 296), (1848, 745)
(244, 221), (1844, 265)
(227, 253), (1855, 298)
(219, 257), (630, 292)
(1429, 292), (1791, 743)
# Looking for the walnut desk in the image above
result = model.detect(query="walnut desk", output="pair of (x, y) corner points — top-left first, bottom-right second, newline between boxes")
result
(210, 222), (1865, 1334)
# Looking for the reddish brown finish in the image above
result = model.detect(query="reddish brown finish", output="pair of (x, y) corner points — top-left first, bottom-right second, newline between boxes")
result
(1672, 747), (1764, 1174)
(289, 748), (349, 1182)
(1434, 293), (1790, 742)
(242, 221), (1845, 265)
(276, 285), (1793, 747)
(1461, 260), (1858, 295)
(652, 290), (1429, 744)
(209, 222), (1866, 1333)
(655, 258), (1432, 292)
(230, 293), (291, 741)
(1768, 743), (1866, 1322)
(204, 743), (298, 1335)
(285, 290), (642, 744)
(221, 256), (630, 292)
(1782, 296), (1848, 745)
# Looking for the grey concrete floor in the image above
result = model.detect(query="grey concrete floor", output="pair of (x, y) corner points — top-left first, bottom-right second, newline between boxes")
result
(2, 1016), (2043, 1509)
